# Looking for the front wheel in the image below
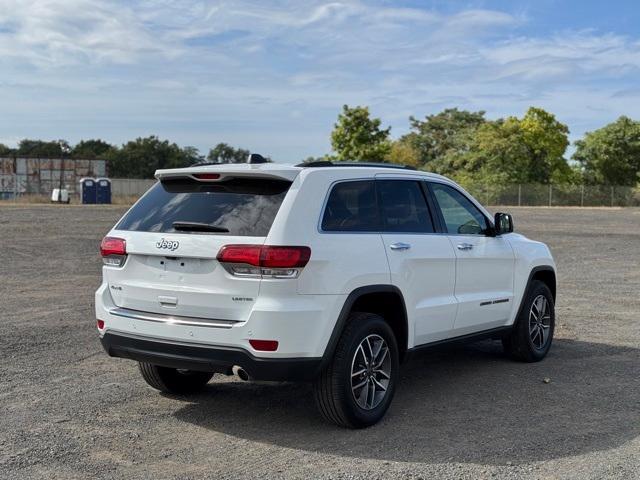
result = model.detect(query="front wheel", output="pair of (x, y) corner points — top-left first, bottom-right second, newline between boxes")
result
(503, 280), (555, 362)
(313, 312), (400, 428)
(138, 363), (214, 394)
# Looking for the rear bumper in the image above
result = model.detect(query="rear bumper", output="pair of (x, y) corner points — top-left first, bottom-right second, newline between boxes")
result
(95, 282), (346, 359)
(100, 331), (322, 381)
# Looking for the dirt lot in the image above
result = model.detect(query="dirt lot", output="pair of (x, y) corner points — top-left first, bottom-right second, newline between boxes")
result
(1, 205), (639, 479)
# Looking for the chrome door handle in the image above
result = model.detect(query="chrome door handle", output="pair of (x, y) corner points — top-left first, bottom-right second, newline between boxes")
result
(457, 243), (474, 251)
(390, 242), (411, 251)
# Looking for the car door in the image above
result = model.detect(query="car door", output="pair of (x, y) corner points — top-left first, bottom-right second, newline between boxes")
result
(428, 182), (515, 335)
(377, 178), (458, 346)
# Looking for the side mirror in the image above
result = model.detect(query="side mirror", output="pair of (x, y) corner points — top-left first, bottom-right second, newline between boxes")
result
(494, 212), (513, 235)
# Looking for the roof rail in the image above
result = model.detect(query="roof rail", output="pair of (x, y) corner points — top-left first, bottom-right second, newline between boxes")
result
(295, 160), (416, 170)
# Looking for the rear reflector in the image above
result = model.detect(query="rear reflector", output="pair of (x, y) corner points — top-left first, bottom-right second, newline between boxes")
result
(249, 339), (279, 351)
(97, 319), (105, 330)
(100, 237), (126, 256)
(217, 245), (311, 268)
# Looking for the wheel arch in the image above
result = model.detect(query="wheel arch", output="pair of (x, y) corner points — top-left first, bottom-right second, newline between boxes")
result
(515, 266), (556, 320)
(320, 285), (409, 369)
(531, 267), (556, 301)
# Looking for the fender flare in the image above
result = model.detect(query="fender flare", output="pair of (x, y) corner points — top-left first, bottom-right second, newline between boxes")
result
(319, 285), (408, 370)
(514, 265), (556, 321)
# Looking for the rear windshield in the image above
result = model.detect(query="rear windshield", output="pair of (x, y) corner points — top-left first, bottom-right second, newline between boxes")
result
(116, 177), (291, 236)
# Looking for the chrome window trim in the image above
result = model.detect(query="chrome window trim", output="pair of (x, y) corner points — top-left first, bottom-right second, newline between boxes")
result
(317, 176), (492, 236)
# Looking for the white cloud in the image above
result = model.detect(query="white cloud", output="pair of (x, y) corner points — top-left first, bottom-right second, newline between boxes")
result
(0, 1), (639, 160)
(0, 0), (176, 65)
(483, 32), (640, 80)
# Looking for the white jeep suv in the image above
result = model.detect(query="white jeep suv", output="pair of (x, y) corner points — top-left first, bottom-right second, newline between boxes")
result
(96, 161), (556, 428)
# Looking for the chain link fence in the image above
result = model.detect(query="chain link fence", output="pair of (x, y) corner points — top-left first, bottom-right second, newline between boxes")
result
(2, 175), (639, 206)
(463, 183), (640, 207)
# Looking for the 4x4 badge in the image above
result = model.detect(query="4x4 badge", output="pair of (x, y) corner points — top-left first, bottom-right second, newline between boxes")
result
(156, 238), (179, 251)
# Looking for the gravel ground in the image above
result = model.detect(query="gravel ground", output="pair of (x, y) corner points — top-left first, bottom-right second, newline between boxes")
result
(0, 205), (638, 480)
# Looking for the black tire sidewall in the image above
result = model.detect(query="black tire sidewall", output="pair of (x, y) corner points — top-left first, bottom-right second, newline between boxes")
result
(139, 363), (213, 394)
(517, 281), (555, 361)
(334, 314), (400, 427)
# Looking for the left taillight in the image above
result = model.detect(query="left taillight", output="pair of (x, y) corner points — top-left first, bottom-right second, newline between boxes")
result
(100, 236), (127, 267)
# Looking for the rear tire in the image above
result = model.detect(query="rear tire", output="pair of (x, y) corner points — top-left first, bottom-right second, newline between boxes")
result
(503, 280), (555, 362)
(313, 312), (400, 428)
(138, 363), (213, 394)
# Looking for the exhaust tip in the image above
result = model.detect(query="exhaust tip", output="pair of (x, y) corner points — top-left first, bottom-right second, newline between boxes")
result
(232, 365), (250, 381)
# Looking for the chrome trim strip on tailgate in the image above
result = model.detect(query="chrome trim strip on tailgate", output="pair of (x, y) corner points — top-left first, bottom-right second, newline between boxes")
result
(108, 307), (240, 329)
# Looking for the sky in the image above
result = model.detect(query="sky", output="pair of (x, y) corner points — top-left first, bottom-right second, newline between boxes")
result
(1, 0), (640, 162)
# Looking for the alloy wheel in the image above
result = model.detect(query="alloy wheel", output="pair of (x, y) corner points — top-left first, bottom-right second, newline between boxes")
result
(529, 294), (551, 349)
(350, 334), (392, 410)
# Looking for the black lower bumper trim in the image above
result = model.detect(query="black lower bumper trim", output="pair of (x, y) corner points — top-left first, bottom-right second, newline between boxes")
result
(100, 332), (321, 382)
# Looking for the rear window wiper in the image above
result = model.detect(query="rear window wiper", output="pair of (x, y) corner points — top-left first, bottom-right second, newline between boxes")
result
(172, 221), (229, 233)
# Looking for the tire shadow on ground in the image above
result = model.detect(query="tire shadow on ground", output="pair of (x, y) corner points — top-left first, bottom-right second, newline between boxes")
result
(171, 338), (640, 465)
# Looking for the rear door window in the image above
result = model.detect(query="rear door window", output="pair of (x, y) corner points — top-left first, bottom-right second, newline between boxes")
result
(321, 180), (380, 231)
(377, 180), (435, 233)
(117, 177), (291, 236)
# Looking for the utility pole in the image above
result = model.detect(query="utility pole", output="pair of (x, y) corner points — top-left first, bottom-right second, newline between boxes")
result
(611, 186), (614, 207)
(58, 140), (70, 202)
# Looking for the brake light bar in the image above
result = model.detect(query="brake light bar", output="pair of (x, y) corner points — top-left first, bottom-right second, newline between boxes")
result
(193, 173), (221, 180)
(217, 245), (311, 278)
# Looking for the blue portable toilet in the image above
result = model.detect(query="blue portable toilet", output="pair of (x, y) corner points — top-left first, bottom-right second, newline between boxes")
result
(80, 178), (97, 204)
(96, 178), (112, 204)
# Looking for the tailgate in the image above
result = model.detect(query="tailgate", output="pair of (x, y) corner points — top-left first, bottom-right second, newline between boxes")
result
(104, 232), (262, 321)
(102, 172), (294, 321)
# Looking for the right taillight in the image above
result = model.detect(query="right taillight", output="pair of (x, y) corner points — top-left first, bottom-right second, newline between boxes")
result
(217, 245), (311, 278)
(100, 236), (127, 267)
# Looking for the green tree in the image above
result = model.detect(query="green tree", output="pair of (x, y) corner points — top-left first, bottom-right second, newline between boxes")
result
(107, 136), (199, 178)
(468, 118), (531, 184)
(402, 108), (486, 173)
(385, 140), (421, 168)
(17, 139), (69, 157)
(0, 143), (14, 156)
(207, 143), (250, 163)
(71, 139), (116, 159)
(462, 107), (571, 185)
(331, 105), (391, 162)
(519, 107), (571, 183)
(182, 146), (205, 165)
(573, 116), (640, 185)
